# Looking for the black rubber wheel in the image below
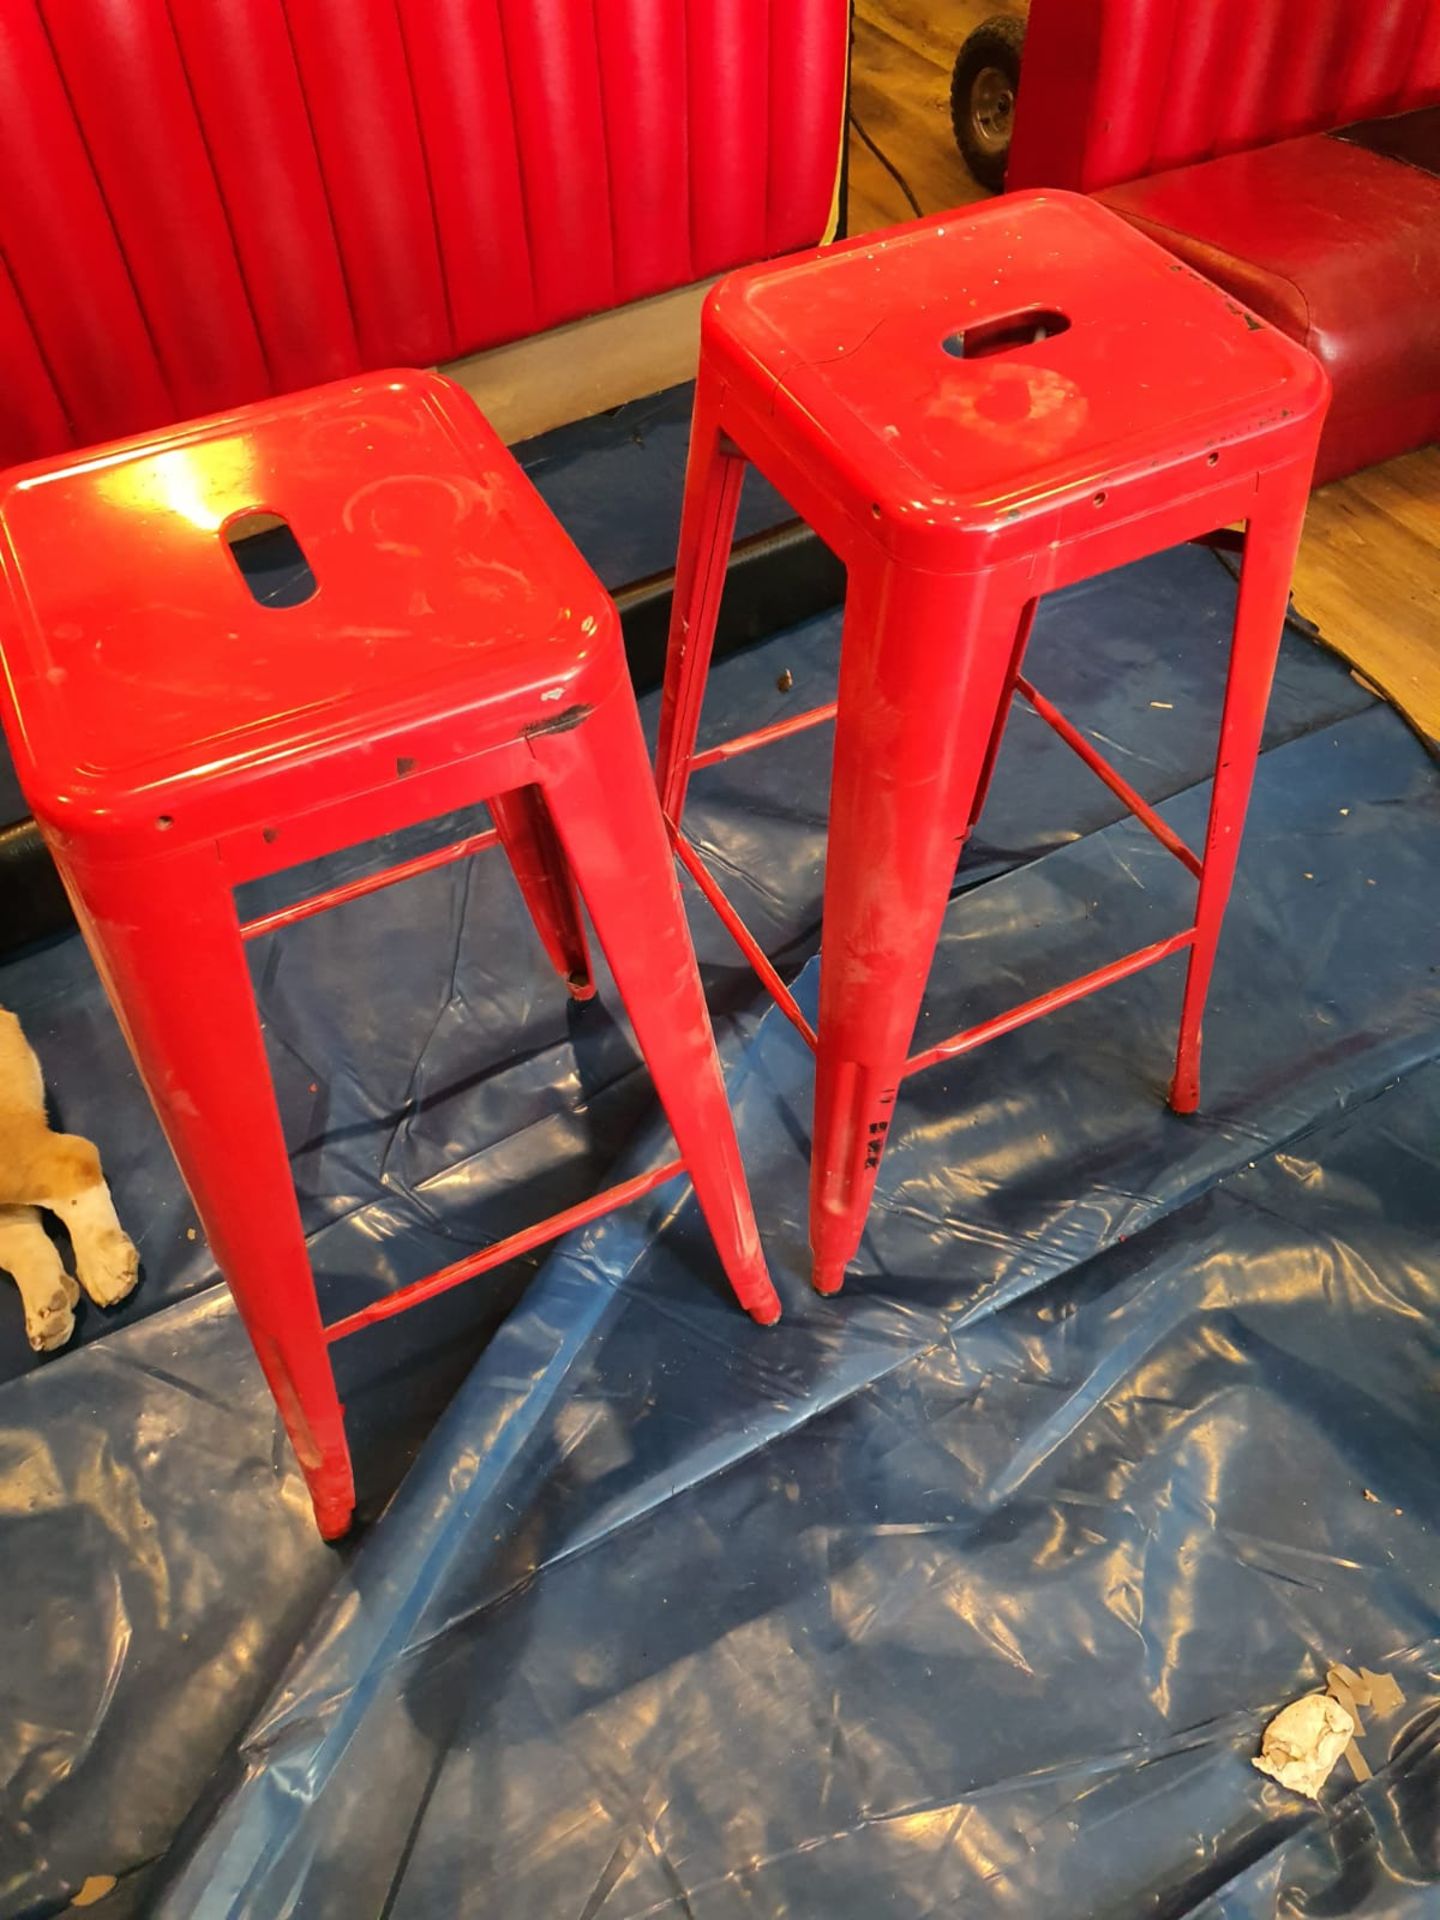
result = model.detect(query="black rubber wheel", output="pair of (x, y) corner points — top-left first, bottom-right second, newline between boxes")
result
(950, 14), (1025, 193)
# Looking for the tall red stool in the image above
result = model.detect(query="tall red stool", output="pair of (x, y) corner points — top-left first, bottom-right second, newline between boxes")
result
(0, 370), (780, 1540)
(656, 192), (1329, 1297)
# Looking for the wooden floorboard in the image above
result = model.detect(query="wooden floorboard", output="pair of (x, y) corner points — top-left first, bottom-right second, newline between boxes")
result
(847, 1), (993, 228)
(1292, 449), (1440, 745)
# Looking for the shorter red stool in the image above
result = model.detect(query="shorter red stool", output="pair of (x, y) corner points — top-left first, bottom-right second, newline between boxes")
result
(0, 371), (780, 1539)
(656, 191), (1329, 1297)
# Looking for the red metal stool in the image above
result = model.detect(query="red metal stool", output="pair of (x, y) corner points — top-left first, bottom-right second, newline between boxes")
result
(0, 370), (780, 1540)
(655, 191), (1329, 1297)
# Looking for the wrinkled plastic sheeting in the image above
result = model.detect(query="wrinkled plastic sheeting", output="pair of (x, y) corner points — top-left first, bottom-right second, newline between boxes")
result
(0, 1293), (338, 1918)
(0, 556), (1387, 1915)
(0, 384), (1406, 1916)
(155, 704), (1440, 1919)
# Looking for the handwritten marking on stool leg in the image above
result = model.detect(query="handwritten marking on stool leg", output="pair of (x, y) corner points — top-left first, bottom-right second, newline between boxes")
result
(864, 1088), (898, 1172)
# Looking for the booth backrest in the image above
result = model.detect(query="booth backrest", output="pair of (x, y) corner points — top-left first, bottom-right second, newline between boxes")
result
(1008, 0), (1440, 192)
(0, 0), (848, 466)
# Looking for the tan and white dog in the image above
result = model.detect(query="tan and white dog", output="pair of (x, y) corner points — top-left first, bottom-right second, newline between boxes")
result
(0, 1007), (139, 1350)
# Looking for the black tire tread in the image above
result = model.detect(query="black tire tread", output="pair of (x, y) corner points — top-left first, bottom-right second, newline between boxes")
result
(950, 13), (1026, 193)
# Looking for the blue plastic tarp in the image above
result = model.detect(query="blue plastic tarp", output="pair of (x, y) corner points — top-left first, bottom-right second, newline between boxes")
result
(2, 385), (1436, 1917)
(157, 703), (1440, 1919)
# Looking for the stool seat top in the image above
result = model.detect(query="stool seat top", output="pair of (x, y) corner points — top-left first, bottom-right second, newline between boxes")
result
(0, 371), (615, 830)
(707, 192), (1329, 561)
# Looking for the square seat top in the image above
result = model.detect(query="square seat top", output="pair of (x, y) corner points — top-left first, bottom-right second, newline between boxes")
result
(0, 371), (613, 828)
(707, 193), (1328, 555)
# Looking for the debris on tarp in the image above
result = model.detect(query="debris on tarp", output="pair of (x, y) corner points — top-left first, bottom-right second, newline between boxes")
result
(68, 1877), (117, 1909)
(1254, 1693), (1356, 1798)
(1325, 1662), (1408, 1784)
(1255, 1663), (1407, 1798)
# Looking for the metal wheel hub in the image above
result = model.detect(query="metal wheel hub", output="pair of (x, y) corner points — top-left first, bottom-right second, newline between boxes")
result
(970, 65), (1015, 154)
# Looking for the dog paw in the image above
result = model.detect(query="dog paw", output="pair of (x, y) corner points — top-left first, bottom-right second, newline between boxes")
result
(26, 1272), (80, 1352)
(77, 1230), (140, 1308)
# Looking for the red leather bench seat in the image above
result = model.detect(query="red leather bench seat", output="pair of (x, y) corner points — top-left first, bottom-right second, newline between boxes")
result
(1096, 109), (1440, 485)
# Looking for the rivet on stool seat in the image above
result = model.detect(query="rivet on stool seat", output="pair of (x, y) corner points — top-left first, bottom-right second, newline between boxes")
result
(654, 191), (1330, 1298)
(0, 370), (780, 1540)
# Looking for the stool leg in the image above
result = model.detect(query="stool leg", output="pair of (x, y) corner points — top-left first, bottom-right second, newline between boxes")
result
(654, 377), (747, 825)
(810, 564), (1029, 1296)
(491, 785), (595, 1001)
(964, 598), (1037, 843)
(65, 850), (355, 1538)
(532, 687), (781, 1324)
(1170, 473), (1312, 1114)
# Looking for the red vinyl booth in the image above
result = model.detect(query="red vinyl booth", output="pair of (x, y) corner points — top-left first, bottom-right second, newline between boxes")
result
(1007, 0), (1440, 484)
(0, 0), (848, 468)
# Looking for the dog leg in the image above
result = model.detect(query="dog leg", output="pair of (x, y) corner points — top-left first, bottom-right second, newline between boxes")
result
(50, 1176), (140, 1308)
(7, 1123), (140, 1311)
(0, 1205), (80, 1351)
(1, 1009), (139, 1314)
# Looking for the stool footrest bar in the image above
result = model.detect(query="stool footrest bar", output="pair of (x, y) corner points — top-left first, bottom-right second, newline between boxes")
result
(687, 700), (837, 775)
(241, 826), (500, 940)
(670, 829), (819, 1050)
(903, 928), (1196, 1078)
(1015, 677), (1203, 880)
(324, 1155), (688, 1342)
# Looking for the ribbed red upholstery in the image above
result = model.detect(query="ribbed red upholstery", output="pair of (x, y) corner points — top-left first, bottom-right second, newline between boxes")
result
(0, 0), (848, 464)
(1009, 0), (1440, 192)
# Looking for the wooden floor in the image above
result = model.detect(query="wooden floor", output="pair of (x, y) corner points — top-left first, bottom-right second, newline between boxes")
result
(1291, 450), (1440, 744)
(846, 0), (1010, 229)
(848, 0), (1440, 745)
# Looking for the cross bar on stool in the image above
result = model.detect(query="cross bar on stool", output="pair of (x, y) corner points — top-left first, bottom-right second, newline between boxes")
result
(323, 1153), (687, 1343)
(903, 928), (1197, 1077)
(687, 700), (838, 775)
(665, 662), (1205, 1070)
(671, 828), (819, 1050)
(239, 825), (502, 940)
(237, 818), (695, 1348)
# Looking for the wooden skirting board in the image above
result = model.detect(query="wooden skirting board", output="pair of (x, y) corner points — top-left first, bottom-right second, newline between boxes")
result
(445, 278), (713, 447)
